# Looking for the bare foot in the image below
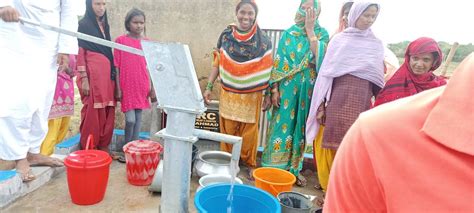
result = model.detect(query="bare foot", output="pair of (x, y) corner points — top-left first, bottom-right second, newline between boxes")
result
(313, 194), (325, 208)
(27, 153), (63, 167)
(15, 158), (35, 182)
(247, 167), (255, 181)
(0, 159), (16, 170)
(314, 184), (323, 191)
(110, 152), (121, 161)
(295, 173), (307, 187)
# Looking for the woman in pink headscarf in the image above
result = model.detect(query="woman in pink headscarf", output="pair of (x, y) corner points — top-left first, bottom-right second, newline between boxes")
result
(306, 1), (385, 193)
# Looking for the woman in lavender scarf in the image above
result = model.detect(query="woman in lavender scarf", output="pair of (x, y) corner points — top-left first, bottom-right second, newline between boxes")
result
(306, 1), (384, 193)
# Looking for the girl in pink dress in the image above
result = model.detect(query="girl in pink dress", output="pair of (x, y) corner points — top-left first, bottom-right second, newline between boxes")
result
(40, 55), (77, 156)
(114, 8), (156, 158)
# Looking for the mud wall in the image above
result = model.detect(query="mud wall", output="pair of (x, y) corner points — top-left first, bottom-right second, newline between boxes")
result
(106, 0), (239, 131)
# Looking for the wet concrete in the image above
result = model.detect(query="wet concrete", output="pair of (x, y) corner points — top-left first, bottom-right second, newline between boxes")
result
(3, 161), (323, 212)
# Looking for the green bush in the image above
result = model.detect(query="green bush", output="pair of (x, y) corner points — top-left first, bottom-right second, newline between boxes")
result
(388, 41), (473, 63)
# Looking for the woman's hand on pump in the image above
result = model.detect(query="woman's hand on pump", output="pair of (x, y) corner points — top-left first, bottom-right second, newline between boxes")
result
(203, 90), (212, 105)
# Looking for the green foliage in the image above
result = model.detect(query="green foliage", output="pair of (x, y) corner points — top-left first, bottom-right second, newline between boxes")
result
(453, 43), (474, 62)
(388, 41), (473, 63)
(387, 41), (410, 59)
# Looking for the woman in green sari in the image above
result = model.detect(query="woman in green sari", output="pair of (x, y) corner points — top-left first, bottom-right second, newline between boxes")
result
(261, 0), (329, 186)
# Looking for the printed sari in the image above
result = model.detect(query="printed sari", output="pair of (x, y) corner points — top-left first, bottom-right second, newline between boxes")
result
(262, 0), (329, 176)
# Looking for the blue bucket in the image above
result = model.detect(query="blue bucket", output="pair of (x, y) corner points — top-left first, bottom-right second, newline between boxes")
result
(194, 184), (280, 213)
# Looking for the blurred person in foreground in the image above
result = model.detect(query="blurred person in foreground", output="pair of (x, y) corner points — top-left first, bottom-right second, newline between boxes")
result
(324, 53), (474, 212)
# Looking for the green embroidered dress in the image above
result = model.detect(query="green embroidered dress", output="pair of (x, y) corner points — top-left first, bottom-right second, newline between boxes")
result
(262, 0), (329, 176)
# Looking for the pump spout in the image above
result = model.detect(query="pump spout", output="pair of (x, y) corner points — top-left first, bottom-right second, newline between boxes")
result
(193, 129), (242, 162)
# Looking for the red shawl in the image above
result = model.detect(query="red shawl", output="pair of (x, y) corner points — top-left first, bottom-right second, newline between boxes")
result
(374, 37), (446, 107)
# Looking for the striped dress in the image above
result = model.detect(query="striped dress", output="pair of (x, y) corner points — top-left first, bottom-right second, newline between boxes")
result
(214, 23), (273, 167)
(215, 24), (273, 94)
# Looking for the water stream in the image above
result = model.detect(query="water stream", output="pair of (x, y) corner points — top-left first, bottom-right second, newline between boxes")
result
(226, 159), (239, 213)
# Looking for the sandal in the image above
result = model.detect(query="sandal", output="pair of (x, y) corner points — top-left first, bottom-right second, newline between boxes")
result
(110, 153), (121, 161)
(117, 156), (126, 163)
(313, 194), (325, 208)
(314, 184), (323, 190)
(18, 169), (36, 182)
(295, 173), (307, 187)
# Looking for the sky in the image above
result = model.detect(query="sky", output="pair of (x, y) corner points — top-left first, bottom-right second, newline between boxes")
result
(256, 0), (473, 44)
(77, 0), (473, 45)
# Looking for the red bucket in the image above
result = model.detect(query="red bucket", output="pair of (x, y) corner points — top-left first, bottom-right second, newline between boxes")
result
(123, 140), (163, 186)
(64, 135), (112, 205)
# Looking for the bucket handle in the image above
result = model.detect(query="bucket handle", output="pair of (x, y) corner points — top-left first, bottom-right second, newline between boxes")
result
(269, 184), (279, 196)
(278, 192), (322, 213)
(85, 134), (94, 150)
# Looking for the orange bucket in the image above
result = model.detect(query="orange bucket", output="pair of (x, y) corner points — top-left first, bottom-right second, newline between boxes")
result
(253, 167), (296, 197)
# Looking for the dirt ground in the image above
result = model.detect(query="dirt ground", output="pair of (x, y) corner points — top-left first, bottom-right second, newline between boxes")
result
(42, 60), (457, 213)
(3, 161), (323, 212)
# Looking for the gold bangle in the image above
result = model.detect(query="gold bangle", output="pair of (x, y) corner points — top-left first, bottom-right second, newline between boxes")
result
(310, 36), (318, 42)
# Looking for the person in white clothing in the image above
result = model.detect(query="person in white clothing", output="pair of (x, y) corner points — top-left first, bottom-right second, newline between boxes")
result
(0, 0), (78, 182)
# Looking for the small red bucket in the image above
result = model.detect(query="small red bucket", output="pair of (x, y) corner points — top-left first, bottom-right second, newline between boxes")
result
(123, 140), (163, 186)
(64, 135), (112, 205)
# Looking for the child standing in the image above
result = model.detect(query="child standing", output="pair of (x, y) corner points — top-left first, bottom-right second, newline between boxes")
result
(114, 8), (156, 162)
(40, 55), (77, 156)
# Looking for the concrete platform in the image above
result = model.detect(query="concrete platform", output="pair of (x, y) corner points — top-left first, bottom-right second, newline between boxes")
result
(1, 129), (323, 211)
(3, 161), (162, 212)
(0, 130), (218, 209)
(2, 160), (323, 212)
(0, 155), (66, 208)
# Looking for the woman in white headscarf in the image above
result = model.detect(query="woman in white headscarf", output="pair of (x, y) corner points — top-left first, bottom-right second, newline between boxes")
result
(306, 1), (384, 192)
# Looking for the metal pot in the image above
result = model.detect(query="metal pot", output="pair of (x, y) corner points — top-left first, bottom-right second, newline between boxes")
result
(149, 144), (198, 192)
(148, 160), (164, 192)
(197, 174), (243, 192)
(194, 151), (239, 177)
